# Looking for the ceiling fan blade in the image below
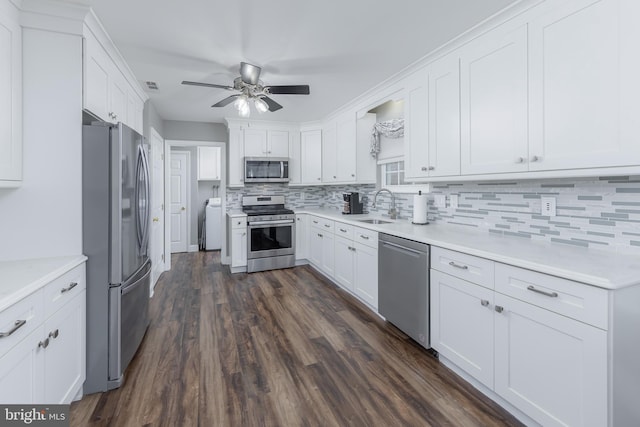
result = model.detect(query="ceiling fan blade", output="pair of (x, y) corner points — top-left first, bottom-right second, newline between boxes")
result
(239, 62), (262, 85)
(266, 85), (310, 95)
(261, 96), (283, 112)
(211, 95), (239, 108)
(182, 81), (234, 90)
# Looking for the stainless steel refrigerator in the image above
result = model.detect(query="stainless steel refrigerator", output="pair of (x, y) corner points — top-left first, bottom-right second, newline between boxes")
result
(82, 122), (151, 393)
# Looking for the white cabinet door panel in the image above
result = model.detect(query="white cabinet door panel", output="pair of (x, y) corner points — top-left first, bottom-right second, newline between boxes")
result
(494, 293), (607, 427)
(529, 0), (640, 170)
(428, 54), (461, 177)
(461, 24), (529, 175)
(404, 67), (430, 179)
(0, 327), (44, 404)
(431, 270), (494, 389)
(301, 130), (322, 184)
(267, 130), (289, 157)
(353, 242), (377, 309)
(322, 122), (337, 182)
(231, 228), (247, 268)
(244, 129), (268, 157)
(334, 236), (355, 291)
(321, 232), (335, 277)
(336, 114), (357, 182)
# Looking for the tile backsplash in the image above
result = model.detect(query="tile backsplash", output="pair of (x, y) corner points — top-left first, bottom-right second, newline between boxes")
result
(227, 176), (640, 254)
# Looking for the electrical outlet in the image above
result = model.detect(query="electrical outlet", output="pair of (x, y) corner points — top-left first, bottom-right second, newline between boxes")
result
(449, 194), (459, 209)
(541, 196), (556, 217)
(434, 194), (446, 208)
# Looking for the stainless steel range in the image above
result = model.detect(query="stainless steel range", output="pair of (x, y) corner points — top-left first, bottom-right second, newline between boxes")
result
(242, 195), (295, 273)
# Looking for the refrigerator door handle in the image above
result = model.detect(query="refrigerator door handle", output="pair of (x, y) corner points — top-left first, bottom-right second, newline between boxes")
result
(134, 145), (145, 252)
(140, 146), (151, 256)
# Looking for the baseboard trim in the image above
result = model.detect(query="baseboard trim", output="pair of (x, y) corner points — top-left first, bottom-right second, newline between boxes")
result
(188, 244), (199, 253)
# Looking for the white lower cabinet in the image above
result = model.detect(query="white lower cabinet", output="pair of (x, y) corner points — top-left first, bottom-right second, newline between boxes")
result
(230, 228), (247, 268)
(352, 241), (378, 309)
(295, 214), (308, 260)
(320, 232), (335, 277)
(430, 270), (494, 389)
(494, 293), (607, 427)
(0, 261), (86, 404)
(334, 235), (355, 291)
(431, 247), (610, 427)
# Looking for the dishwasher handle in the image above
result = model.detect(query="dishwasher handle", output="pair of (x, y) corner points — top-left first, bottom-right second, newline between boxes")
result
(380, 240), (425, 256)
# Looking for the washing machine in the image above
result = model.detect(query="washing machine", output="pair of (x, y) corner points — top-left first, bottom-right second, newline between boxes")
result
(205, 198), (222, 250)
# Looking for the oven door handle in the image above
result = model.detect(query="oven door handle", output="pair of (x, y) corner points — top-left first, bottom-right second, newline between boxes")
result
(248, 220), (295, 227)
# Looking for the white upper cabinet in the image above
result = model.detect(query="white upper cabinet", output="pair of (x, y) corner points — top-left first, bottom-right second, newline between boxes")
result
(197, 146), (221, 181)
(528, 0), (640, 170)
(244, 129), (289, 157)
(0, 0), (22, 186)
(300, 129), (323, 184)
(322, 111), (357, 183)
(460, 20), (529, 175)
(243, 129), (267, 157)
(227, 128), (244, 187)
(83, 28), (145, 134)
(428, 53), (461, 177)
(404, 66), (430, 179)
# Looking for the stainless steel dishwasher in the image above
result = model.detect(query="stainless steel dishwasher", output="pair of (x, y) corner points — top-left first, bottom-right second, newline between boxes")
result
(378, 233), (430, 349)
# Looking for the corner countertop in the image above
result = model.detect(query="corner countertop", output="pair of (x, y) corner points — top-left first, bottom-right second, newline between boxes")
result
(296, 208), (640, 290)
(227, 210), (247, 218)
(0, 255), (87, 312)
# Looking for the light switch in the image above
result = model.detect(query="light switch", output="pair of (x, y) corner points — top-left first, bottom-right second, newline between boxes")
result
(450, 194), (459, 209)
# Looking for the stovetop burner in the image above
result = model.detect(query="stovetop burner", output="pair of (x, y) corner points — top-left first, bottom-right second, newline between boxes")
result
(241, 195), (294, 217)
(243, 206), (295, 216)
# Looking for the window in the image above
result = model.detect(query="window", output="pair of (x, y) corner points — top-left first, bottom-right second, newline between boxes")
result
(378, 159), (430, 194)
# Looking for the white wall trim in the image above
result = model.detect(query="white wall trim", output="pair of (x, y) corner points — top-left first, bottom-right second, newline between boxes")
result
(188, 244), (199, 253)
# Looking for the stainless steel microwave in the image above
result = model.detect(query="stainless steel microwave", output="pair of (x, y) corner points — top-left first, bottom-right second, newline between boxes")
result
(244, 157), (289, 183)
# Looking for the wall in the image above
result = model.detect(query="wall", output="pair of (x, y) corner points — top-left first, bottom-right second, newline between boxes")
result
(164, 120), (227, 142)
(143, 100), (164, 139)
(227, 175), (640, 256)
(0, 28), (83, 261)
(369, 100), (405, 162)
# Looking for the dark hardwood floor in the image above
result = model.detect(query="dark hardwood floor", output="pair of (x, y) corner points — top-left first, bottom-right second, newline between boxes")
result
(70, 252), (522, 427)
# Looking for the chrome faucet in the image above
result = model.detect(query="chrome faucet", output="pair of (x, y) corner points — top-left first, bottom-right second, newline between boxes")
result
(373, 188), (397, 220)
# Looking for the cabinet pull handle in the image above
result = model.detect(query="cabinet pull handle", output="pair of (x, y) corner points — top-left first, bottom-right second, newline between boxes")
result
(360, 235), (369, 240)
(324, 224), (331, 228)
(38, 338), (50, 349)
(527, 285), (558, 298)
(515, 157), (525, 163)
(348, 246), (356, 251)
(530, 155), (541, 162)
(448, 261), (468, 270)
(313, 220), (319, 224)
(494, 305), (504, 313)
(421, 166), (427, 171)
(339, 228), (347, 233)
(428, 166), (435, 171)
(49, 329), (59, 339)
(61, 282), (78, 293)
(317, 233), (323, 237)
(480, 300), (490, 307)
(351, 174), (355, 177)
(0, 319), (27, 338)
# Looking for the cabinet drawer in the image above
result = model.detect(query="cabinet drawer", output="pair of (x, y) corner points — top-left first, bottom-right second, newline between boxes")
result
(43, 263), (86, 319)
(0, 290), (43, 358)
(431, 247), (495, 289)
(495, 264), (608, 330)
(354, 226), (378, 248)
(334, 222), (354, 239)
(310, 216), (334, 233)
(231, 217), (247, 229)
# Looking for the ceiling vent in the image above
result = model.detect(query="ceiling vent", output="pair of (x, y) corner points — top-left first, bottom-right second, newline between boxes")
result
(145, 81), (159, 90)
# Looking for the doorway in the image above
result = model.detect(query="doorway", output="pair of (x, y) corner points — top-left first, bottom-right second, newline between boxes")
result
(149, 127), (166, 291)
(170, 151), (190, 253)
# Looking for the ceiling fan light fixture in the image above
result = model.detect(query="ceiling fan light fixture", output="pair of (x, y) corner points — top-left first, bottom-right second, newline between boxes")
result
(238, 102), (251, 118)
(254, 97), (269, 114)
(233, 95), (248, 111)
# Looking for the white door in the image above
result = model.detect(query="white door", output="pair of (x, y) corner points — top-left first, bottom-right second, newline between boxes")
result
(460, 22), (529, 175)
(170, 151), (189, 253)
(150, 128), (165, 287)
(494, 293), (607, 427)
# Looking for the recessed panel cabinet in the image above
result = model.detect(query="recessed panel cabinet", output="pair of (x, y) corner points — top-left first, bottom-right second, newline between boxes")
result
(322, 112), (357, 183)
(0, 1), (22, 186)
(300, 129), (322, 184)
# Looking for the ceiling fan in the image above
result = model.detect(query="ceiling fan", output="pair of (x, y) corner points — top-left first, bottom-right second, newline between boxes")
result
(182, 62), (310, 117)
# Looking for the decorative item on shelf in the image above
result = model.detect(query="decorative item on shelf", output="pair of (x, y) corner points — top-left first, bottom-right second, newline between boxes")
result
(370, 118), (404, 158)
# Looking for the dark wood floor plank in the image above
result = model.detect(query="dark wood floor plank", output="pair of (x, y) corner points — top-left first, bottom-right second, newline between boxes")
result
(70, 252), (522, 427)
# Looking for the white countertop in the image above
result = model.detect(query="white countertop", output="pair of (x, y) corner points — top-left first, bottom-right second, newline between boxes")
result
(227, 210), (247, 218)
(0, 255), (87, 312)
(297, 208), (640, 290)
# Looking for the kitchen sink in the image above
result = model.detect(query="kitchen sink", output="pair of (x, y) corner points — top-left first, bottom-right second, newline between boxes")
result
(356, 219), (393, 224)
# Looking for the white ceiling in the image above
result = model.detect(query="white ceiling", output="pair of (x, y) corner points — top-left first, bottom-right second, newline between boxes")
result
(89, 0), (517, 124)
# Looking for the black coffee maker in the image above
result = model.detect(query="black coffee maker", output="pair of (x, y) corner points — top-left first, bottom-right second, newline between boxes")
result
(343, 192), (363, 214)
